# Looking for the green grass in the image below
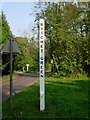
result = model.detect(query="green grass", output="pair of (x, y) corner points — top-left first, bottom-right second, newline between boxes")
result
(0, 73), (18, 81)
(2, 77), (89, 119)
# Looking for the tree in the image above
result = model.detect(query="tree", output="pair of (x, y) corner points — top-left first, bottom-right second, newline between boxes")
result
(0, 11), (12, 75)
(35, 2), (89, 77)
(0, 11), (12, 48)
(14, 36), (39, 73)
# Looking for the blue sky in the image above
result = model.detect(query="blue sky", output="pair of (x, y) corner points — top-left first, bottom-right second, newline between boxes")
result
(2, 2), (36, 37)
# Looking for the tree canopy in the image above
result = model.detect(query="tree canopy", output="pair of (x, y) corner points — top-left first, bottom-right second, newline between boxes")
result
(1, 2), (90, 77)
(14, 36), (39, 73)
(0, 11), (12, 48)
(0, 11), (39, 74)
(0, 11), (12, 75)
(35, 2), (90, 77)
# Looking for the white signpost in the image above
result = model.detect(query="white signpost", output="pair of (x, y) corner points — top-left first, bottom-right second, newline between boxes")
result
(39, 18), (45, 111)
(26, 64), (29, 71)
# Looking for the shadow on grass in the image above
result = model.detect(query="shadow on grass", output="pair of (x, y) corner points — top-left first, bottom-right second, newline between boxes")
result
(2, 78), (89, 119)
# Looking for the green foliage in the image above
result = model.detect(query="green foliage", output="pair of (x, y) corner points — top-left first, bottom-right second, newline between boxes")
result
(0, 11), (12, 75)
(35, 2), (90, 77)
(0, 11), (12, 48)
(0, 11), (39, 74)
(14, 37), (39, 72)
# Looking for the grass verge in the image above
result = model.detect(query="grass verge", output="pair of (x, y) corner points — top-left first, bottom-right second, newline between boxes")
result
(2, 77), (89, 119)
(0, 73), (18, 81)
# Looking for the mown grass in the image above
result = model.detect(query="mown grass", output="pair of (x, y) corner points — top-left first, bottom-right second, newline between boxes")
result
(2, 77), (89, 119)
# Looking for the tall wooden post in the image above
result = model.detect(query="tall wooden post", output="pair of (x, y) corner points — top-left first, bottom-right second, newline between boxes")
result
(39, 18), (45, 111)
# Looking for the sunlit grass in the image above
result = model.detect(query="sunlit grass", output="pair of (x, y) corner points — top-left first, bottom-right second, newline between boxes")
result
(2, 77), (89, 119)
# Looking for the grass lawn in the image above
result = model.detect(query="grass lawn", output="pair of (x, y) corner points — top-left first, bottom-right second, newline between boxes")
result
(2, 77), (89, 119)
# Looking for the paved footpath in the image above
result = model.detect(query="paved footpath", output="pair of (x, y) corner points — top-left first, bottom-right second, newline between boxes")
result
(2, 73), (39, 101)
